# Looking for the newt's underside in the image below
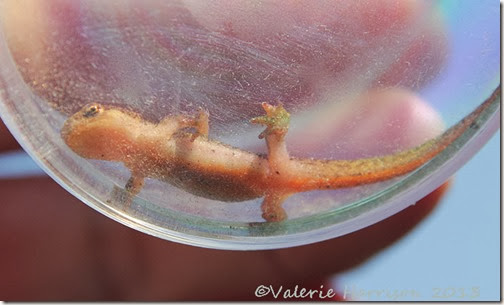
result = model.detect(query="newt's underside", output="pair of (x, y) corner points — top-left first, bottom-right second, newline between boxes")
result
(62, 87), (500, 222)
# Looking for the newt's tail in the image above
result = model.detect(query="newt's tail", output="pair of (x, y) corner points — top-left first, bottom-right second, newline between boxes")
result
(289, 86), (501, 191)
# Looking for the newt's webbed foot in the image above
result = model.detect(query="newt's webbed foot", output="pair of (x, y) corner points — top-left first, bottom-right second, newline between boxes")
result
(250, 103), (290, 139)
(250, 102), (291, 173)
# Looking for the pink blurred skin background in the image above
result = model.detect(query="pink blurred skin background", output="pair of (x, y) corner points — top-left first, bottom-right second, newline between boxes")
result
(0, 0), (451, 300)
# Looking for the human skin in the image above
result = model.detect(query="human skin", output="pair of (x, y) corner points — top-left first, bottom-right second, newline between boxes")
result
(0, 103), (450, 300)
(0, 0), (451, 301)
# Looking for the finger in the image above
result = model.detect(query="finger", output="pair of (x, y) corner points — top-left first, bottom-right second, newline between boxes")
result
(184, 0), (447, 90)
(185, 0), (427, 40)
(1, 0), (447, 123)
(0, 1), (452, 300)
(0, 119), (20, 152)
(288, 87), (444, 158)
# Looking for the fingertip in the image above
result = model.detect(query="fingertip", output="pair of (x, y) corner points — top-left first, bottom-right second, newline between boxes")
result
(289, 88), (445, 159)
(184, 0), (428, 40)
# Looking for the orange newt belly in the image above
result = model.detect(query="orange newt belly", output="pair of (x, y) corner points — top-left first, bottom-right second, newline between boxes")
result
(134, 133), (271, 202)
(61, 86), (500, 222)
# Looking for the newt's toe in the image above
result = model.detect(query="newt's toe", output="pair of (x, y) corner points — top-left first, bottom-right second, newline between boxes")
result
(262, 210), (287, 222)
(250, 102), (290, 139)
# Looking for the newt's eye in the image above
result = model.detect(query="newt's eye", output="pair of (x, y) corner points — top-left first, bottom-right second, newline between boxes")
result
(83, 104), (102, 118)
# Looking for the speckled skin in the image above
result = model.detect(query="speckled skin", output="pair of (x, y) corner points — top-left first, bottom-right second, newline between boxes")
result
(61, 87), (500, 221)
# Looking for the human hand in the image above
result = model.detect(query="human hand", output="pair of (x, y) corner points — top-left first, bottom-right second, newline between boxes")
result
(2, 0), (446, 123)
(0, 0), (450, 301)
(0, 93), (450, 301)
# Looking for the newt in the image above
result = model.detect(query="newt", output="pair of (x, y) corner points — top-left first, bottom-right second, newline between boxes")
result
(61, 87), (500, 222)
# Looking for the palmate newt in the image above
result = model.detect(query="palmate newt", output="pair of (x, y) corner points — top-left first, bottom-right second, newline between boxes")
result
(61, 87), (500, 222)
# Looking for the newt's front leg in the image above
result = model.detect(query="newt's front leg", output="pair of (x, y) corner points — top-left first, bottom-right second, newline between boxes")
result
(113, 109), (209, 208)
(125, 173), (145, 198)
(162, 108), (209, 141)
(251, 103), (293, 222)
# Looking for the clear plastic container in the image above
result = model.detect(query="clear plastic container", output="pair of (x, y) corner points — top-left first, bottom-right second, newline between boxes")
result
(0, 1), (499, 249)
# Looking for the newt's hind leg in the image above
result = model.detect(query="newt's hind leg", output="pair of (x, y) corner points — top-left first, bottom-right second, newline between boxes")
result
(251, 103), (293, 222)
(250, 103), (291, 174)
(261, 192), (291, 222)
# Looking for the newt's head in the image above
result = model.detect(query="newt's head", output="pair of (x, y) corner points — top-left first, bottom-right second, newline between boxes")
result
(61, 103), (137, 161)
